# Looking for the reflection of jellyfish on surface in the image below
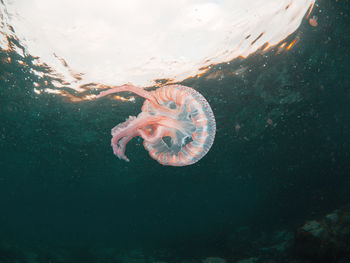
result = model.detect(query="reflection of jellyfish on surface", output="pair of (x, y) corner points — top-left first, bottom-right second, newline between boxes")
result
(97, 84), (216, 166)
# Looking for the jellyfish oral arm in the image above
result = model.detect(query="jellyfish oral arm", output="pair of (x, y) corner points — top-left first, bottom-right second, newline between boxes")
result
(97, 84), (185, 162)
(138, 126), (165, 144)
(110, 113), (184, 162)
(96, 84), (180, 115)
(111, 133), (135, 162)
(97, 84), (158, 105)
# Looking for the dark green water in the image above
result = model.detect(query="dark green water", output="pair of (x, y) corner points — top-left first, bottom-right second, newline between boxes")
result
(0, 1), (350, 262)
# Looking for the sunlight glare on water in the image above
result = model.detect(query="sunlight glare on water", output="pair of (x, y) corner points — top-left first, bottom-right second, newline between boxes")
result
(0, 0), (314, 96)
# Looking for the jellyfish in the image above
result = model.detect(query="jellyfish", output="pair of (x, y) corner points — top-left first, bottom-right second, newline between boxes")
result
(309, 15), (318, 27)
(96, 84), (216, 166)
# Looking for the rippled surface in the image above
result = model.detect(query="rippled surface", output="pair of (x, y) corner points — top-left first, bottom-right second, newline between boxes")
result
(1, 0), (314, 98)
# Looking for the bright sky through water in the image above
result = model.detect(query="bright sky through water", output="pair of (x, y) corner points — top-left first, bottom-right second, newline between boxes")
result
(1, 0), (314, 94)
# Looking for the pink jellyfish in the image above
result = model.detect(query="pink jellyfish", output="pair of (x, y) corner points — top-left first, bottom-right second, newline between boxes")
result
(309, 16), (318, 27)
(96, 84), (216, 166)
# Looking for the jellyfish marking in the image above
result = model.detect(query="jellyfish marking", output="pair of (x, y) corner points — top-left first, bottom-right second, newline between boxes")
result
(96, 84), (216, 166)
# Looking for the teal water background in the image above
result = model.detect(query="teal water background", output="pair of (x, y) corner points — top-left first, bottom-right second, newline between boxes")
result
(0, 0), (349, 260)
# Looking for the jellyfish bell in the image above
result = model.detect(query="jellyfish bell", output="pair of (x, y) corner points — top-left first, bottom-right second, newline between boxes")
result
(1, 0), (315, 95)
